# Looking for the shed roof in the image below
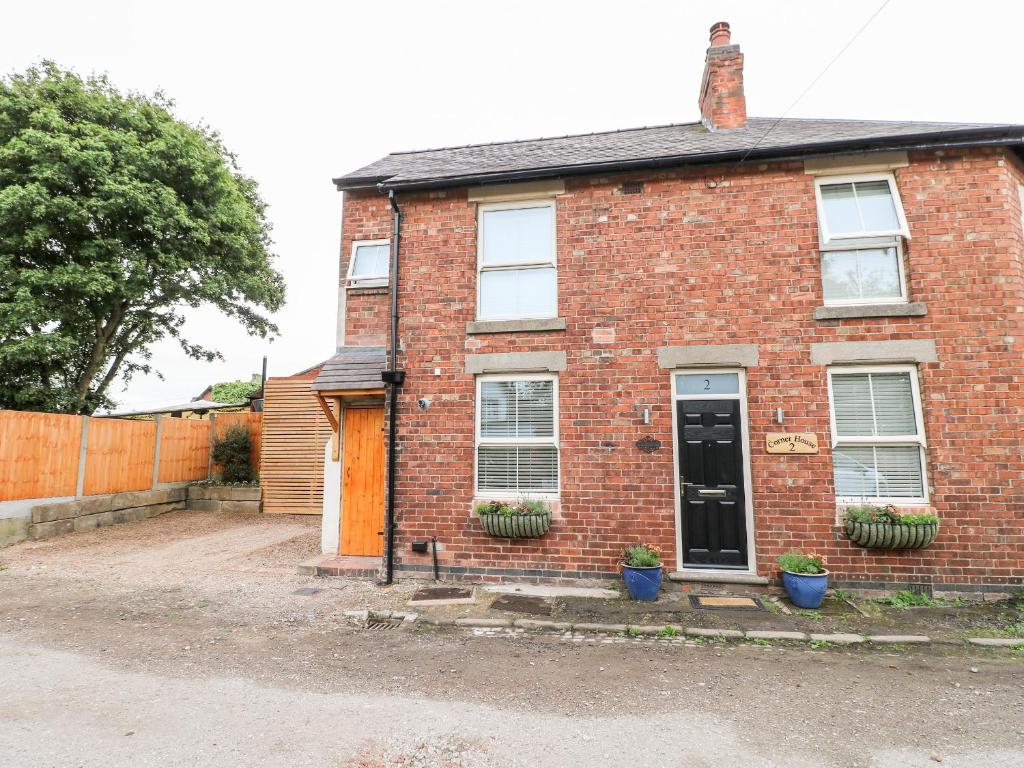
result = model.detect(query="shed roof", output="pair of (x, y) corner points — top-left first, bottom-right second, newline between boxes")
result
(311, 347), (387, 392)
(334, 117), (1024, 191)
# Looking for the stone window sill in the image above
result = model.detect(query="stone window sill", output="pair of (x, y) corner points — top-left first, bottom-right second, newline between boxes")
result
(346, 285), (389, 296)
(466, 317), (567, 335)
(814, 302), (927, 320)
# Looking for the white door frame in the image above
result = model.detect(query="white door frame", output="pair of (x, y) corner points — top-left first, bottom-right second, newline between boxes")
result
(669, 368), (757, 575)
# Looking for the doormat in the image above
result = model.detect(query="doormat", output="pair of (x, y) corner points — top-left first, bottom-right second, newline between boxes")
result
(689, 595), (765, 611)
(490, 593), (553, 616)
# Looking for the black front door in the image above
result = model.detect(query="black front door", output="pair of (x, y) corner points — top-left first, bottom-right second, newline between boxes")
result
(677, 399), (748, 569)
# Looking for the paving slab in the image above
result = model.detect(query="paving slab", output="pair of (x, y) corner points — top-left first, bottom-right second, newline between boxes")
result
(484, 584), (619, 599)
(408, 586), (476, 606)
(967, 637), (1024, 647)
(745, 630), (808, 641)
(868, 634), (931, 644)
(685, 628), (744, 639)
(809, 633), (865, 645)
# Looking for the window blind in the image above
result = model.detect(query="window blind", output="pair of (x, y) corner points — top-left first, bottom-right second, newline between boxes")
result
(477, 379), (558, 493)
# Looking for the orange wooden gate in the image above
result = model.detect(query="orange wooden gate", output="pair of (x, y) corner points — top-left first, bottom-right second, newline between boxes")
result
(340, 407), (385, 556)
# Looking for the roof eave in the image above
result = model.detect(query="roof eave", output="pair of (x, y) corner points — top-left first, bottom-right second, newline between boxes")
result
(334, 126), (1024, 194)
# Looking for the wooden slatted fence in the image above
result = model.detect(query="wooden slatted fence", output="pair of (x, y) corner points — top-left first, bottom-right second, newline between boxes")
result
(0, 409), (263, 502)
(157, 418), (211, 484)
(0, 411), (83, 501)
(259, 378), (329, 514)
(83, 418), (158, 496)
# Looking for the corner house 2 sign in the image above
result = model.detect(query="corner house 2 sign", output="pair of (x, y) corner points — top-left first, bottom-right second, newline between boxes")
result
(765, 432), (819, 454)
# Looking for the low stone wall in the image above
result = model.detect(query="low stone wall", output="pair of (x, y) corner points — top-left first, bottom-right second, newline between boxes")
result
(186, 485), (262, 514)
(29, 487), (187, 541)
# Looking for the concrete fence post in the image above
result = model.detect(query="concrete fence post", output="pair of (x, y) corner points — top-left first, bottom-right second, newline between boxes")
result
(207, 413), (217, 481)
(152, 414), (164, 489)
(75, 416), (90, 498)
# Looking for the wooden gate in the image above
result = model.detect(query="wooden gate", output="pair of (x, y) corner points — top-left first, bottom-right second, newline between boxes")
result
(340, 407), (385, 556)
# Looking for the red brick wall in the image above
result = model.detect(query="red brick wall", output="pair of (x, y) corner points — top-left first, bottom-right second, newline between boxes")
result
(340, 190), (390, 346)
(339, 147), (1024, 590)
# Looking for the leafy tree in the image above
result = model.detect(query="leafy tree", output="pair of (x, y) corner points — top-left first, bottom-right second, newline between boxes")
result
(211, 378), (259, 403)
(0, 62), (285, 414)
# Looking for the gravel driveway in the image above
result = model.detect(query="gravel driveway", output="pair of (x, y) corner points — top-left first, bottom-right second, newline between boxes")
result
(1, 510), (1022, 767)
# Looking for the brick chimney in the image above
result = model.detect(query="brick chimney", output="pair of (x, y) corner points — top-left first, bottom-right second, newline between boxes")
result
(698, 21), (747, 131)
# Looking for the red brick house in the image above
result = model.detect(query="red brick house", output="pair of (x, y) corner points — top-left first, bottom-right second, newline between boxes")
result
(316, 22), (1024, 596)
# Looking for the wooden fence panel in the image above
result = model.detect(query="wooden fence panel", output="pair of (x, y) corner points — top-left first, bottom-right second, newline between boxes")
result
(0, 411), (82, 501)
(212, 412), (262, 471)
(83, 418), (157, 496)
(260, 379), (329, 514)
(157, 418), (211, 484)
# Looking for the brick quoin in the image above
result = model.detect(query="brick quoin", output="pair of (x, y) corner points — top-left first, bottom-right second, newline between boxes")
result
(336, 147), (1024, 591)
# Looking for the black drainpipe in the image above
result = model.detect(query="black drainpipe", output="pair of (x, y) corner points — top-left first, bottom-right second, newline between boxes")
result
(380, 187), (405, 584)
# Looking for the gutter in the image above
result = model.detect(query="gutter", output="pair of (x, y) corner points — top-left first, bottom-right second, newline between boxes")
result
(334, 127), (1024, 192)
(379, 188), (405, 585)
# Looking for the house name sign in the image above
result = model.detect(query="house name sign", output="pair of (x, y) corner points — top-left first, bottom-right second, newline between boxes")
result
(765, 432), (819, 454)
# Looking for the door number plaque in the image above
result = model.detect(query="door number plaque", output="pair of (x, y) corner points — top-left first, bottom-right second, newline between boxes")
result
(766, 433), (819, 454)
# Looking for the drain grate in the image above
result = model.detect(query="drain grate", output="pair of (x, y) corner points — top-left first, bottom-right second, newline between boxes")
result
(365, 616), (403, 631)
(689, 595), (765, 611)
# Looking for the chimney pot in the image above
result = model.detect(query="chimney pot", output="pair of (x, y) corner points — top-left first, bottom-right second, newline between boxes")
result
(709, 21), (731, 47)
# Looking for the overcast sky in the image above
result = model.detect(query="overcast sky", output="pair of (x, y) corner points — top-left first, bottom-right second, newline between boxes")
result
(5, 1), (1022, 409)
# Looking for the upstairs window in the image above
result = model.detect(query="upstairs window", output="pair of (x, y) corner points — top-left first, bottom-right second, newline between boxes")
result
(814, 173), (910, 306)
(476, 375), (559, 496)
(821, 243), (906, 305)
(477, 201), (557, 320)
(828, 367), (927, 503)
(346, 239), (390, 288)
(814, 174), (909, 242)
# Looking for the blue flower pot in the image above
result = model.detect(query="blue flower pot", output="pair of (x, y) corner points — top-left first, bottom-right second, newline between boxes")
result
(622, 565), (663, 601)
(781, 570), (829, 609)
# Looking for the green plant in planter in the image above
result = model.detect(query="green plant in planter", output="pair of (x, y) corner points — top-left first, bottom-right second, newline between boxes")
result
(844, 504), (939, 550)
(776, 552), (825, 575)
(474, 499), (551, 538)
(623, 544), (662, 568)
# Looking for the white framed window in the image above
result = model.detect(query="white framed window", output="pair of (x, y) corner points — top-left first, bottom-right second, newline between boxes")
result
(346, 239), (390, 288)
(475, 373), (559, 497)
(814, 173), (910, 243)
(821, 241), (907, 305)
(477, 200), (557, 320)
(827, 365), (928, 504)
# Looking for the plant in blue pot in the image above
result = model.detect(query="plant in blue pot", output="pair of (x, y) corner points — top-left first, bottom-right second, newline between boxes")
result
(777, 552), (828, 609)
(621, 544), (663, 601)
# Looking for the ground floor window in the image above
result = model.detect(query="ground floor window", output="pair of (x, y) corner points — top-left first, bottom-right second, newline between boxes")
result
(475, 374), (559, 496)
(827, 365), (927, 503)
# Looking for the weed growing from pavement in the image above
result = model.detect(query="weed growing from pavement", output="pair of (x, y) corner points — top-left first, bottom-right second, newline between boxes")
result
(809, 640), (831, 650)
(880, 591), (939, 609)
(624, 626), (642, 638)
(795, 609), (824, 620)
(658, 625), (679, 638)
(748, 638), (773, 647)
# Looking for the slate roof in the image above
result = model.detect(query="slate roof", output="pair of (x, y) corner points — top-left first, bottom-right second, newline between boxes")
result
(311, 347), (387, 392)
(334, 117), (1024, 191)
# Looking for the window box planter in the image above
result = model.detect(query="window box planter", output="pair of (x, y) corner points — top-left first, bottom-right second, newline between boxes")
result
(844, 519), (938, 550)
(478, 511), (551, 539)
